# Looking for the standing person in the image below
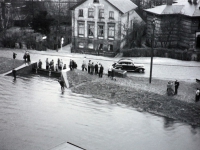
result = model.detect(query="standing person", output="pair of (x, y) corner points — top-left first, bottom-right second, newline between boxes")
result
(99, 64), (104, 78)
(46, 58), (49, 70)
(111, 67), (115, 80)
(38, 59), (42, 69)
(58, 79), (65, 92)
(59, 59), (63, 71)
(88, 60), (91, 74)
(57, 58), (60, 67)
(91, 62), (94, 75)
(174, 80), (180, 95)
(108, 66), (112, 77)
(27, 52), (31, 63)
(55, 64), (59, 72)
(23, 52), (27, 62)
(95, 62), (98, 75)
(63, 64), (66, 70)
(50, 60), (54, 71)
(69, 59), (73, 71)
(12, 68), (16, 80)
(196, 88), (200, 102)
(13, 52), (17, 59)
(82, 58), (87, 71)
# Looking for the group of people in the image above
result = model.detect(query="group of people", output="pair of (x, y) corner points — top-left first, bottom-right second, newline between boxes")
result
(167, 80), (180, 95)
(37, 58), (67, 72)
(82, 58), (104, 78)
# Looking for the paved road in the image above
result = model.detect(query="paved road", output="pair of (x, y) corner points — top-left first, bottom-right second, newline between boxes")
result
(1, 45), (200, 82)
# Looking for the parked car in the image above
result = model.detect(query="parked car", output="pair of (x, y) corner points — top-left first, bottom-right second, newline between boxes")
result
(112, 59), (145, 73)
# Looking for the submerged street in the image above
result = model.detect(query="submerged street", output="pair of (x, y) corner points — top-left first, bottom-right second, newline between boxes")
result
(0, 75), (200, 150)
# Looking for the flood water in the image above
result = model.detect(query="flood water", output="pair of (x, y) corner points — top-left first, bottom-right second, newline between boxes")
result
(0, 75), (200, 150)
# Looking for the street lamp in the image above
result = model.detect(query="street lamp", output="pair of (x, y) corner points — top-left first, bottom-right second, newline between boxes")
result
(149, 18), (156, 84)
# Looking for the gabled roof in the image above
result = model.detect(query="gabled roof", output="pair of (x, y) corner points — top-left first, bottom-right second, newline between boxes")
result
(144, 5), (184, 15)
(144, 0), (200, 17)
(71, 0), (138, 14)
(105, 0), (137, 14)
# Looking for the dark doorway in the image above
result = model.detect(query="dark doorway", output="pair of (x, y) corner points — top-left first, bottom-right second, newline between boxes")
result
(196, 35), (200, 48)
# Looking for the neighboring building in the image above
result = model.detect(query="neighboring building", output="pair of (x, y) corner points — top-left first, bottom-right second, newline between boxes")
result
(71, 0), (143, 56)
(144, 0), (200, 50)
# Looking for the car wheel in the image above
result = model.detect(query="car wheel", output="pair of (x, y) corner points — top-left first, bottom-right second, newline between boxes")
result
(139, 69), (143, 73)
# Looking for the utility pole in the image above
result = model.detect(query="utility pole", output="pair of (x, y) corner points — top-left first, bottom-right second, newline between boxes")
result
(56, 0), (60, 52)
(149, 18), (155, 84)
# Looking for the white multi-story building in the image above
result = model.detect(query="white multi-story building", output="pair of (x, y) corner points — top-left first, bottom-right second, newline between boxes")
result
(71, 0), (143, 56)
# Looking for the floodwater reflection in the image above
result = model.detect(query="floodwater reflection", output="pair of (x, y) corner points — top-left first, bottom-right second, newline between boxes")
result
(0, 75), (200, 150)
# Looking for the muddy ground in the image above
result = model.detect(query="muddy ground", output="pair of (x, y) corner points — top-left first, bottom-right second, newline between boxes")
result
(67, 69), (200, 126)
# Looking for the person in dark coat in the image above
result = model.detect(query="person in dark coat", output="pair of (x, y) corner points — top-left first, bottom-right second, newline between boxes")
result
(12, 68), (16, 80)
(111, 68), (115, 80)
(27, 53), (31, 63)
(91, 62), (94, 75)
(69, 59), (73, 71)
(88, 60), (91, 74)
(13, 52), (17, 59)
(58, 79), (65, 92)
(38, 59), (42, 69)
(99, 64), (104, 78)
(174, 80), (179, 95)
(63, 64), (66, 70)
(95, 62), (98, 75)
(46, 58), (49, 70)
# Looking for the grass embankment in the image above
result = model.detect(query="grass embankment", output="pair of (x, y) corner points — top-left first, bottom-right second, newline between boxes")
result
(0, 57), (24, 74)
(67, 69), (200, 126)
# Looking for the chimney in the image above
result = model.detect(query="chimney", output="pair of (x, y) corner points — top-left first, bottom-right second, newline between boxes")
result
(166, 0), (173, 5)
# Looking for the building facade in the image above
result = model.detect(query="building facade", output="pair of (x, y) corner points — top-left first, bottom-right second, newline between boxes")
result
(71, 0), (142, 56)
(145, 0), (200, 50)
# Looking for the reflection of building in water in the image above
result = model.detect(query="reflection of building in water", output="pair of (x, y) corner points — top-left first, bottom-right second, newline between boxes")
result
(71, 0), (143, 56)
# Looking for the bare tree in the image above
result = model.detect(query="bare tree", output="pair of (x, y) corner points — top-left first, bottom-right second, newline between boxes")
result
(157, 14), (182, 48)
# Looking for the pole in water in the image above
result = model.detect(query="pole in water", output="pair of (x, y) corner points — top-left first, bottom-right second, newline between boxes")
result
(49, 71), (51, 76)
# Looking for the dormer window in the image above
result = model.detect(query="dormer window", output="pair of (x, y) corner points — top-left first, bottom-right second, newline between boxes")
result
(94, 0), (99, 3)
(79, 9), (83, 17)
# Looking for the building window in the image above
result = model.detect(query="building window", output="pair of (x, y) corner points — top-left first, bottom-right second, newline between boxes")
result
(108, 24), (115, 39)
(98, 24), (104, 38)
(109, 11), (114, 19)
(94, 0), (99, 3)
(98, 44), (103, 50)
(78, 22), (85, 37)
(108, 44), (113, 51)
(88, 43), (94, 49)
(88, 8), (94, 18)
(88, 23), (94, 37)
(79, 42), (84, 48)
(99, 9), (104, 18)
(79, 9), (83, 17)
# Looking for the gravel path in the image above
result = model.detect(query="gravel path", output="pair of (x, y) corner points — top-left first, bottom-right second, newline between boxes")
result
(67, 69), (200, 126)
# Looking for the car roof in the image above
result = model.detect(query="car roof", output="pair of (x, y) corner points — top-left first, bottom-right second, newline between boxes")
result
(118, 59), (133, 63)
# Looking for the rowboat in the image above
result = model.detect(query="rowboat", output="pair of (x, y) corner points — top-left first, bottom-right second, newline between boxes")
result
(196, 79), (200, 83)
